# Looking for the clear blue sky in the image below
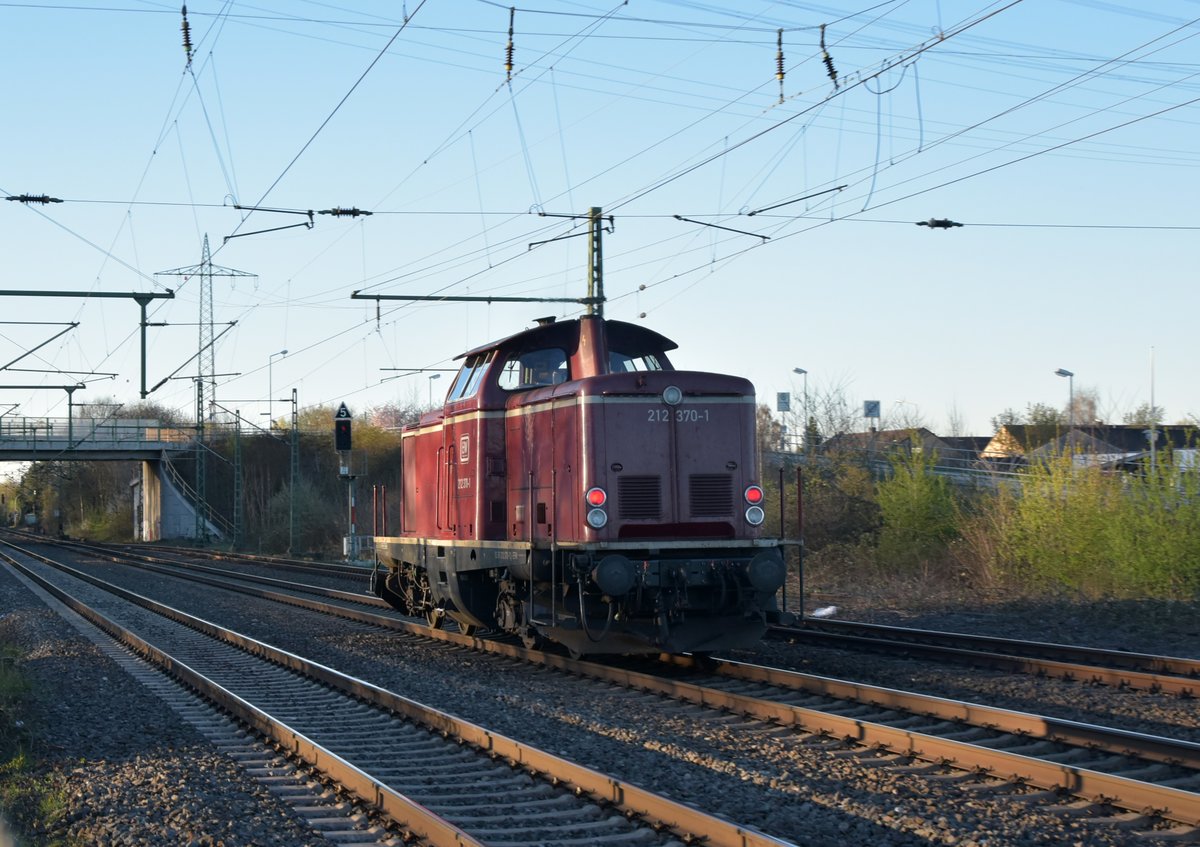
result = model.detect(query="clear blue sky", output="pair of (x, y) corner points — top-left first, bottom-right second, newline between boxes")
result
(1, 0), (1197, 447)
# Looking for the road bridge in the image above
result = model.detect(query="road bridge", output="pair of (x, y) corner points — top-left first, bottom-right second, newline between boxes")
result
(0, 416), (219, 541)
(0, 416), (194, 461)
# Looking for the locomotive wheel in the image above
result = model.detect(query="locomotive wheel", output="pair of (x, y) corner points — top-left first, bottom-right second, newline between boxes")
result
(691, 651), (718, 671)
(426, 607), (445, 629)
(520, 630), (543, 651)
(458, 623), (478, 637)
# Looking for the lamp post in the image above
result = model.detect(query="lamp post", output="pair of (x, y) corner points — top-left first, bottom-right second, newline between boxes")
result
(793, 367), (808, 452)
(267, 349), (287, 427)
(428, 373), (441, 407)
(1054, 368), (1074, 430)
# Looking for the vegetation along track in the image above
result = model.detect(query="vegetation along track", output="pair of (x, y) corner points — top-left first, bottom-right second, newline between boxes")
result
(0, 540), (788, 847)
(770, 618), (1200, 695)
(7, 533), (1200, 835)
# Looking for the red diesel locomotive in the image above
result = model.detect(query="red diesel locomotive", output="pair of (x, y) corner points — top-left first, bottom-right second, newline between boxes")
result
(372, 314), (785, 655)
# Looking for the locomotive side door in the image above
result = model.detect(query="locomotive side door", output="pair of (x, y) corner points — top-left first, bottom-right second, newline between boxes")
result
(441, 352), (496, 541)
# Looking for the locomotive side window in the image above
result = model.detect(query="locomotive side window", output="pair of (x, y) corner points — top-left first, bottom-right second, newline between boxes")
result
(609, 350), (665, 373)
(498, 348), (569, 391)
(447, 352), (495, 402)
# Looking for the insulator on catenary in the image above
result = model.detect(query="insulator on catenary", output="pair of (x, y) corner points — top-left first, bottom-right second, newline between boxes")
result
(181, 5), (194, 66)
(6, 194), (63, 204)
(820, 23), (838, 89)
(504, 6), (513, 82)
(775, 29), (785, 104)
(318, 207), (373, 217)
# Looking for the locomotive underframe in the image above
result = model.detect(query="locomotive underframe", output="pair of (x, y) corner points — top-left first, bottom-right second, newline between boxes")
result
(373, 537), (784, 655)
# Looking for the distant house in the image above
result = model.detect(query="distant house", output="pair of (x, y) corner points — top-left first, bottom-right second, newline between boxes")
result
(938, 436), (992, 469)
(817, 428), (989, 470)
(812, 423), (1200, 480)
(983, 424), (1198, 470)
(818, 427), (940, 456)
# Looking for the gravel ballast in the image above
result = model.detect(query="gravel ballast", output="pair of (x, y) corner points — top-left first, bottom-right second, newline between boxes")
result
(0, 567), (333, 846)
(4, 549), (1199, 846)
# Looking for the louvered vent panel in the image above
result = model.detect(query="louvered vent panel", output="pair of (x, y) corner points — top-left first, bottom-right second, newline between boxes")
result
(618, 476), (662, 520)
(689, 474), (733, 517)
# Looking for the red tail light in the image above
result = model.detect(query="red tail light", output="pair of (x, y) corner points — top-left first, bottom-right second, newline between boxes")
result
(744, 485), (764, 505)
(586, 487), (607, 507)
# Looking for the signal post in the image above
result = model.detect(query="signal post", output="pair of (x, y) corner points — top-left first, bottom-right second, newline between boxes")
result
(334, 402), (366, 561)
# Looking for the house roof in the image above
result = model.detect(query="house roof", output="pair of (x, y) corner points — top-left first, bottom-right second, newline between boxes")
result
(985, 424), (1196, 458)
(818, 427), (938, 452)
(939, 436), (991, 454)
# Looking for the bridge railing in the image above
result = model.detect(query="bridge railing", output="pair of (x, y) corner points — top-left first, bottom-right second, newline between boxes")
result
(0, 416), (196, 449)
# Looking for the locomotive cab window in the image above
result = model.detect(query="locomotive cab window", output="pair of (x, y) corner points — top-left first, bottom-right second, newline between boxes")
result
(447, 352), (495, 402)
(609, 349), (666, 373)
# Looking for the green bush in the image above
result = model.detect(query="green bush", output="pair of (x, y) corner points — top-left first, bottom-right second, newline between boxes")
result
(987, 449), (1200, 599)
(72, 502), (135, 542)
(875, 443), (958, 571)
(798, 457), (881, 550)
(257, 479), (343, 555)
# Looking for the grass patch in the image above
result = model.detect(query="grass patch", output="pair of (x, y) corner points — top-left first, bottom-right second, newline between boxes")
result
(0, 644), (72, 846)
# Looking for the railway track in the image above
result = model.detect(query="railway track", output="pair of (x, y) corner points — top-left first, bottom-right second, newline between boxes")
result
(111, 539), (372, 579)
(769, 618), (1200, 696)
(6, 534), (1200, 836)
(20, 532), (1200, 698)
(1, 541), (788, 847)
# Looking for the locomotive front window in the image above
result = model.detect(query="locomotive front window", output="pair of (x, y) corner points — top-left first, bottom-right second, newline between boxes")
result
(462, 352), (494, 397)
(447, 352), (495, 402)
(609, 350), (665, 373)
(498, 347), (569, 391)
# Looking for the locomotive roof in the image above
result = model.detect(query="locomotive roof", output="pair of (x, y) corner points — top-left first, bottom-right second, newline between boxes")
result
(454, 316), (679, 360)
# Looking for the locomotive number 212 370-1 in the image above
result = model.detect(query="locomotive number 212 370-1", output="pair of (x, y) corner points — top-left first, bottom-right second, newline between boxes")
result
(647, 407), (710, 423)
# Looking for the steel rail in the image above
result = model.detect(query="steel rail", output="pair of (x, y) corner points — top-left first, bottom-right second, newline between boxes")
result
(32, 536), (389, 609)
(769, 620), (1199, 696)
(1, 551), (478, 847)
(115, 540), (372, 576)
(662, 653), (1200, 770)
(12, 535), (1200, 824)
(0, 542), (793, 847)
(17, 535), (1200, 771)
(2, 529), (367, 580)
(567, 660), (1200, 826)
(786, 618), (1200, 676)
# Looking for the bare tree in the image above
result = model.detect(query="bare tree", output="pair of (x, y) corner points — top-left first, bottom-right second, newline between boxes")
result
(1071, 386), (1101, 426)
(944, 402), (966, 437)
(756, 404), (784, 457)
(369, 401), (423, 430)
(808, 378), (858, 439)
(881, 401), (926, 432)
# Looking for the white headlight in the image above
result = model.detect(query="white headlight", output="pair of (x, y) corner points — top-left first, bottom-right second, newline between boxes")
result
(745, 506), (765, 526)
(662, 385), (683, 406)
(586, 508), (608, 529)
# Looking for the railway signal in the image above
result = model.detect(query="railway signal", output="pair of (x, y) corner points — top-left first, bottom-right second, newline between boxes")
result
(334, 403), (352, 451)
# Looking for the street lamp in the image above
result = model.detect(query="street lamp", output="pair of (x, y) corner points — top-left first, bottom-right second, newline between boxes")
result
(793, 368), (808, 452)
(428, 373), (441, 406)
(1054, 368), (1074, 430)
(267, 349), (287, 427)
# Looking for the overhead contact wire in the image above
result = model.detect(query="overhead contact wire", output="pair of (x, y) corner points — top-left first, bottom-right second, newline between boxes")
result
(217, 0), (430, 254)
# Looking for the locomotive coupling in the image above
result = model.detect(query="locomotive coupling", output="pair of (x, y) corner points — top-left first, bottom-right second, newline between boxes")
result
(591, 554), (637, 596)
(748, 550), (787, 593)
